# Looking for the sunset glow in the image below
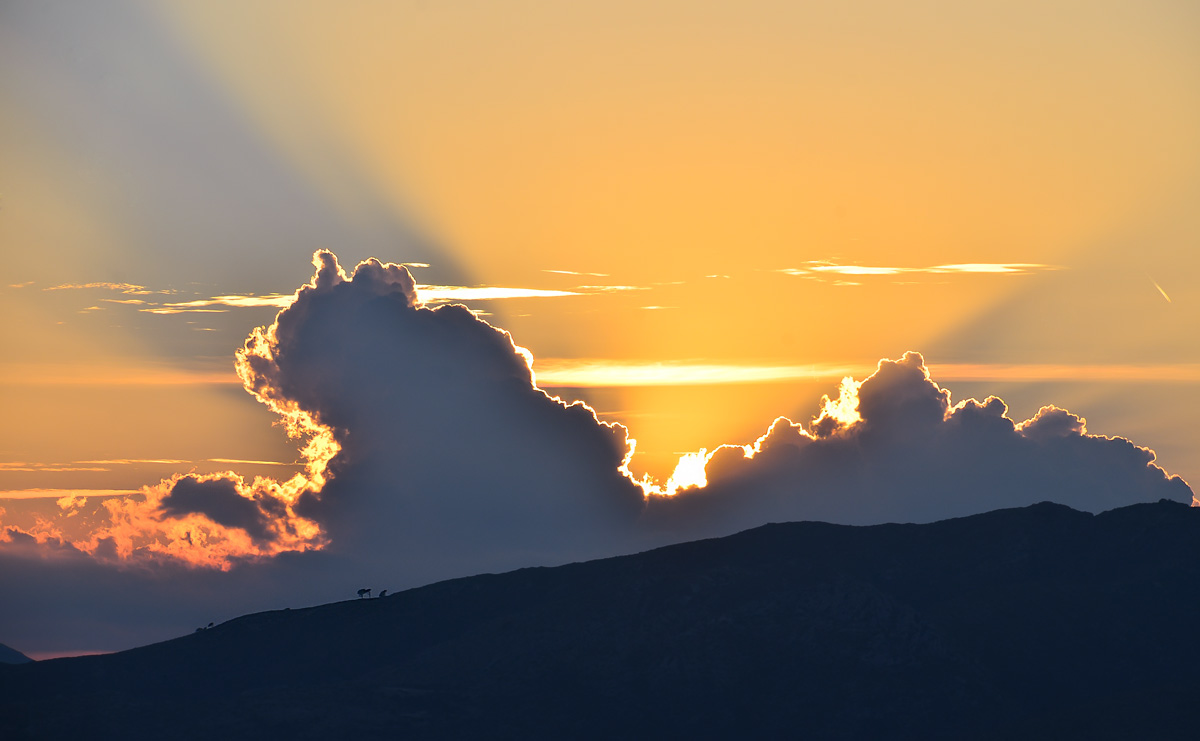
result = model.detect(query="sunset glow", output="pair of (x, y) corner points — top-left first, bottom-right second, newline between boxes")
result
(1, 0), (1197, 659)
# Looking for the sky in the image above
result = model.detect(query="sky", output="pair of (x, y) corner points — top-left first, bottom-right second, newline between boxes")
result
(1, 0), (1198, 657)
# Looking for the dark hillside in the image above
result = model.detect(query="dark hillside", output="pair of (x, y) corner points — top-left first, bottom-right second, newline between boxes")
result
(0, 643), (31, 665)
(4, 500), (1200, 739)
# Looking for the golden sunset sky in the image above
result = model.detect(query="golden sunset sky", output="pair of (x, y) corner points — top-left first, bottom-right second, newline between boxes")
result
(2, 0), (1198, 531)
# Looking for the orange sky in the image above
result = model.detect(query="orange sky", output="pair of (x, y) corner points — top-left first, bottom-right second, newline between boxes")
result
(2, 0), (1198, 510)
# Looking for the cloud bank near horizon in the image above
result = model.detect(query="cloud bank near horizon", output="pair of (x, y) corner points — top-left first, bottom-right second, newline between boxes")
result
(1, 251), (1192, 649)
(3, 252), (1192, 570)
(641, 352), (1192, 538)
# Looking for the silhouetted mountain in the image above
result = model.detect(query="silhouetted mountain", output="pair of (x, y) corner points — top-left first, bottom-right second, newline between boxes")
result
(0, 643), (31, 665)
(4, 500), (1200, 740)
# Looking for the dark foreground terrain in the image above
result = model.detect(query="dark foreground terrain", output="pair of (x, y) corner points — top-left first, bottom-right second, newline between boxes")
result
(4, 500), (1200, 739)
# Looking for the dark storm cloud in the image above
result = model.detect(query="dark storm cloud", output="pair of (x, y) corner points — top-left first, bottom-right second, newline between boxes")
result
(159, 476), (277, 545)
(236, 251), (645, 571)
(643, 352), (1191, 538)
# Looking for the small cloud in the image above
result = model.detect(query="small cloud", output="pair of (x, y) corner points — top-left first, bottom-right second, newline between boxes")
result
(56, 495), (87, 516)
(206, 458), (297, 467)
(101, 299), (148, 305)
(639, 305), (678, 311)
(0, 462), (111, 472)
(44, 282), (159, 295)
(543, 269), (610, 277)
(778, 262), (1061, 281)
(574, 285), (649, 293)
(76, 459), (190, 466)
(8, 281), (34, 289)
(0, 489), (137, 500)
(158, 476), (279, 546)
(140, 307), (228, 315)
(1152, 280), (1171, 304)
(153, 294), (295, 312)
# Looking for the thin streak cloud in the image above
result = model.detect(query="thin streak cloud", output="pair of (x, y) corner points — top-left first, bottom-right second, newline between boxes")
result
(156, 294), (295, 310)
(779, 262), (1062, 279)
(0, 459), (192, 472)
(0, 489), (137, 500)
(0, 464), (110, 473)
(131, 284), (621, 314)
(139, 307), (228, 315)
(574, 285), (648, 293)
(43, 283), (163, 295)
(77, 459), (191, 466)
(1153, 280), (1172, 303)
(543, 269), (610, 277)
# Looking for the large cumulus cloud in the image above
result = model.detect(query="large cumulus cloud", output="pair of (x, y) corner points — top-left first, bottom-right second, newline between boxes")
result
(643, 352), (1191, 538)
(233, 251), (644, 571)
(4, 252), (644, 576)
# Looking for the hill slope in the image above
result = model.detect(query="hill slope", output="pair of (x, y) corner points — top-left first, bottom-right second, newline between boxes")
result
(3, 500), (1200, 739)
(0, 643), (31, 665)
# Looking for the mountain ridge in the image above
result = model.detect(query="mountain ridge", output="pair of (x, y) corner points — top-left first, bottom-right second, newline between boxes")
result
(0, 643), (31, 665)
(3, 499), (1199, 739)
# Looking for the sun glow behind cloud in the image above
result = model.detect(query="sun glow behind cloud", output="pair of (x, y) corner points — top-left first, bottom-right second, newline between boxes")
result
(5, 359), (1200, 391)
(2, 0), (1198, 657)
(1, 252), (1193, 608)
(532, 359), (1200, 387)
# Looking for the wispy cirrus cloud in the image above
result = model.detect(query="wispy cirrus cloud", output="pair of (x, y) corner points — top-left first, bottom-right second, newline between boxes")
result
(135, 284), (619, 314)
(140, 293), (295, 314)
(779, 262), (1062, 281)
(574, 285), (648, 293)
(543, 269), (610, 277)
(46, 270), (652, 317)
(0, 459), (196, 473)
(1152, 280), (1172, 304)
(0, 488), (137, 500)
(43, 282), (170, 295)
(0, 463), (112, 473)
